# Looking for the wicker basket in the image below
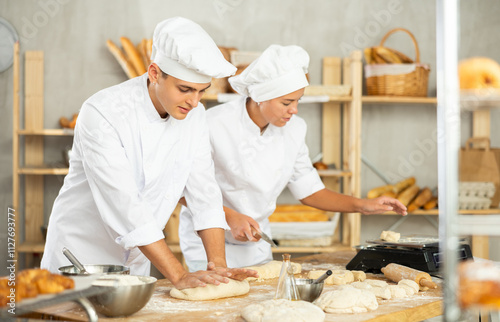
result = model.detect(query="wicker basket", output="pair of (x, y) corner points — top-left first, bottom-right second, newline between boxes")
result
(365, 28), (430, 97)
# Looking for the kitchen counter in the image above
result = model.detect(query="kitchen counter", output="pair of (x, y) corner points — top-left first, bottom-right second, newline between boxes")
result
(30, 251), (442, 321)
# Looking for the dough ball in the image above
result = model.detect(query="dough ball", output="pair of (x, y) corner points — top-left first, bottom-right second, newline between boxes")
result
(387, 285), (407, 299)
(459, 57), (500, 89)
(241, 299), (325, 322)
(352, 270), (366, 282)
(380, 230), (400, 242)
(315, 286), (378, 314)
(307, 270), (354, 285)
(399, 284), (417, 296)
(170, 279), (249, 301)
(245, 261), (301, 281)
(367, 286), (391, 300)
(350, 281), (372, 289)
(398, 279), (419, 293)
(365, 279), (388, 288)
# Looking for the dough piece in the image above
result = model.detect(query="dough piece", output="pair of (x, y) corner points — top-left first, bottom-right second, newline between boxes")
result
(246, 261), (301, 281)
(352, 270), (367, 282)
(365, 279), (388, 288)
(170, 279), (249, 301)
(367, 286), (391, 300)
(350, 281), (372, 289)
(315, 286), (378, 314)
(387, 285), (407, 299)
(241, 299), (325, 322)
(399, 284), (417, 296)
(398, 279), (419, 295)
(380, 230), (400, 242)
(307, 270), (354, 285)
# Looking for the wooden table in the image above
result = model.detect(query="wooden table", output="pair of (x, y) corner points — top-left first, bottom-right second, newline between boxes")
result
(30, 251), (442, 321)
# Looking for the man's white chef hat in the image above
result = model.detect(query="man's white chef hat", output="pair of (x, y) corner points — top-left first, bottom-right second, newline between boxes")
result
(151, 17), (236, 83)
(229, 45), (309, 102)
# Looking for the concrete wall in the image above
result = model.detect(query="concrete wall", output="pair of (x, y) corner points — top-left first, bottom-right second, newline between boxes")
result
(1, 0), (499, 275)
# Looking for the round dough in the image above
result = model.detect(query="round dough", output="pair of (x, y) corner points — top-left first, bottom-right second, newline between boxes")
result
(245, 261), (301, 281)
(387, 285), (407, 299)
(367, 286), (391, 300)
(365, 279), (388, 288)
(352, 270), (366, 282)
(241, 299), (325, 322)
(170, 279), (249, 301)
(307, 270), (354, 285)
(315, 286), (378, 314)
(351, 281), (372, 289)
(398, 279), (419, 294)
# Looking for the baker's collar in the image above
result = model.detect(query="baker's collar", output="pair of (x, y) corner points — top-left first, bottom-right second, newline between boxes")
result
(141, 74), (170, 123)
(240, 96), (276, 137)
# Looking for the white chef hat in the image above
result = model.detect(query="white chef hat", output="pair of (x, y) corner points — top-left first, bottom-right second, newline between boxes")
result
(151, 17), (236, 83)
(229, 45), (310, 102)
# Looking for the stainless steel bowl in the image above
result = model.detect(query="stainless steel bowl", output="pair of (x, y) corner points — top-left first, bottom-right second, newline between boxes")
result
(58, 264), (130, 276)
(295, 278), (324, 302)
(89, 275), (157, 317)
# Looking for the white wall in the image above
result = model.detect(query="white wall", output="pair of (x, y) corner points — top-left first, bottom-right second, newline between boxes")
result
(1, 0), (499, 275)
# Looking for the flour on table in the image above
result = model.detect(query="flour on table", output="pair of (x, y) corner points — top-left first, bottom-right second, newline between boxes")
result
(245, 261), (301, 281)
(315, 286), (378, 314)
(241, 299), (325, 322)
(170, 279), (249, 301)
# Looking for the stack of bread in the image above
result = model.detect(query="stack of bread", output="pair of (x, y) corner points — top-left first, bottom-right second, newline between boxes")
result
(364, 46), (414, 65)
(367, 177), (438, 213)
(0, 268), (74, 307)
(106, 37), (152, 79)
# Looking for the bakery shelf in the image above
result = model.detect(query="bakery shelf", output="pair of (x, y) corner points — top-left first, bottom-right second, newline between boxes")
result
(316, 169), (352, 177)
(202, 93), (353, 103)
(362, 96), (438, 104)
(18, 167), (69, 175)
(18, 129), (74, 136)
(383, 208), (500, 215)
(458, 214), (500, 236)
(18, 242), (45, 253)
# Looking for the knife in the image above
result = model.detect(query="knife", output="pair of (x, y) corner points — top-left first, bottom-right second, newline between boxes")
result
(252, 227), (278, 248)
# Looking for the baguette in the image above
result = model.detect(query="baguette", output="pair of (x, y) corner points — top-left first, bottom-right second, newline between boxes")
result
(407, 187), (433, 212)
(146, 38), (153, 61)
(393, 177), (416, 194)
(386, 47), (414, 63)
(367, 184), (394, 199)
(397, 184), (420, 207)
(381, 190), (397, 198)
(423, 196), (438, 210)
(137, 38), (150, 69)
(120, 36), (147, 75)
(106, 39), (138, 79)
(373, 46), (403, 64)
(364, 47), (374, 64)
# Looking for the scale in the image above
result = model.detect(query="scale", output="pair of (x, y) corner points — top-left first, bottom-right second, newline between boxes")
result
(346, 235), (473, 273)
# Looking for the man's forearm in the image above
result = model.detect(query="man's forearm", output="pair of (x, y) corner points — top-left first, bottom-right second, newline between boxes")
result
(139, 239), (187, 283)
(198, 228), (227, 267)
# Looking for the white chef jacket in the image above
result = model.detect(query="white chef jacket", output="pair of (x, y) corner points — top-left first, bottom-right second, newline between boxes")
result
(41, 74), (228, 276)
(179, 96), (325, 268)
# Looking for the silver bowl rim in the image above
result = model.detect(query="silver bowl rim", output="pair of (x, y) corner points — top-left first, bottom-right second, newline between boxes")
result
(58, 264), (131, 276)
(92, 275), (157, 288)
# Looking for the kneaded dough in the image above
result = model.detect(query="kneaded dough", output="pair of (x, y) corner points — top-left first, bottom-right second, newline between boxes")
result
(367, 286), (391, 300)
(307, 270), (354, 285)
(241, 299), (325, 322)
(380, 230), (400, 242)
(245, 261), (301, 281)
(398, 279), (419, 294)
(387, 285), (407, 299)
(351, 281), (372, 289)
(352, 270), (366, 282)
(170, 279), (249, 301)
(365, 279), (388, 288)
(315, 286), (378, 314)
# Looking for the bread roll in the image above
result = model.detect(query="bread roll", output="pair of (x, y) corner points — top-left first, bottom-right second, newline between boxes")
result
(120, 37), (147, 75)
(397, 184), (420, 207)
(407, 187), (433, 212)
(106, 39), (138, 79)
(423, 196), (438, 210)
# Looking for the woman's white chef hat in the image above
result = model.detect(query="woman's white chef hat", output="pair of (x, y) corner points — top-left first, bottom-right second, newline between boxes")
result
(229, 45), (310, 102)
(151, 17), (236, 83)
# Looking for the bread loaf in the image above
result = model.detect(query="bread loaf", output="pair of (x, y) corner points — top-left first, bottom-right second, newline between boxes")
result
(393, 177), (416, 194)
(367, 184), (394, 199)
(120, 37), (147, 75)
(106, 39), (138, 79)
(423, 196), (438, 210)
(397, 184), (420, 207)
(137, 38), (150, 69)
(407, 187), (433, 212)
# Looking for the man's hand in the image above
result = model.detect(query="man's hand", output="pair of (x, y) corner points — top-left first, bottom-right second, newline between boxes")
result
(225, 211), (261, 242)
(207, 262), (259, 281)
(360, 196), (407, 216)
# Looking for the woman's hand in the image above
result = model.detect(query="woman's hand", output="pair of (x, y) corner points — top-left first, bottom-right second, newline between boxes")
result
(206, 262), (259, 281)
(225, 211), (261, 242)
(360, 196), (407, 216)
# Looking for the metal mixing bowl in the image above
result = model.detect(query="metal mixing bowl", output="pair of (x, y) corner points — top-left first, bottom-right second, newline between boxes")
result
(295, 278), (324, 302)
(88, 275), (157, 317)
(58, 264), (130, 276)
